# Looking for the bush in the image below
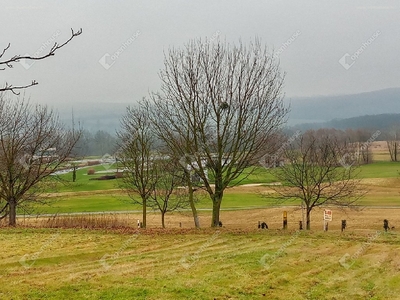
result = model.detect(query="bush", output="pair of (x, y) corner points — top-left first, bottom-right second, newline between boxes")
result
(115, 172), (124, 178)
(38, 213), (133, 229)
(89, 175), (116, 180)
(87, 168), (95, 175)
(87, 160), (101, 166)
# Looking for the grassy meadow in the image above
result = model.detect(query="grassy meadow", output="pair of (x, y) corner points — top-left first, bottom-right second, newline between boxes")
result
(28, 159), (400, 215)
(0, 227), (399, 300)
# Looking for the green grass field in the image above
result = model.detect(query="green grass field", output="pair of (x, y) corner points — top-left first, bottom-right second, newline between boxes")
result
(30, 192), (288, 215)
(358, 161), (400, 179)
(54, 165), (120, 192)
(0, 228), (399, 299)
(55, 165), (277, 193)
(25, 161), (400, 215)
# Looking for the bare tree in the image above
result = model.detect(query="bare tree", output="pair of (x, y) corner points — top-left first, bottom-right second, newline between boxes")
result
(150, 38), (287, 227)
(149, 158), (189, 228)
(117, 104), (157, 228)
(352, 129), (376, 165)
(182, 166), (201, 228)
(387, 140), (398, 162)
(0, 96), (81, 226)
(119, 103), (194, 228)
(386, 127), (400, 162)
(0, 28), (82, 95)
(270, 130), (364, 230)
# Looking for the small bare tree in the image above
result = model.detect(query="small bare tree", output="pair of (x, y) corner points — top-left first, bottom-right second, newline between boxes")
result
(270, 130), (364, 230)
(0, 96), (81, 226)
(118, 103), (192, 228)
(0, 28), (82, 95)
(151, 38), (287, 227)
(387, 140), (398, 162)
(149, 158), (189, 228)
(386, 127), (400, 162)
(118, 103), (158, 228)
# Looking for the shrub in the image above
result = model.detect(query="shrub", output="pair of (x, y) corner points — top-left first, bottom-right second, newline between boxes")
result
(87, 160), (101, 166)
(89, 175), (116, 180)
(115, 172), (124, 178)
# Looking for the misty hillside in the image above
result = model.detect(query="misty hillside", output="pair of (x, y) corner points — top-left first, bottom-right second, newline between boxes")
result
(292, 113), (400, 131)
(287, 87), (400, 125)
(55, 102), (129, 133)
(55, 88), (400, 133)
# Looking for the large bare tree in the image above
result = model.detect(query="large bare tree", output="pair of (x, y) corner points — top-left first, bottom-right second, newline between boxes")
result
(0, 28), (82, 95)
(270, 130), (364, 230)
(150, 38), (287, 227)
(0, 96), (81, 226)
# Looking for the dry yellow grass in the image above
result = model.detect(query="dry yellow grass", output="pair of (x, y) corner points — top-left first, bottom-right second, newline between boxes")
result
(15, 206), (400, 234)
(0, 222), (399, 299)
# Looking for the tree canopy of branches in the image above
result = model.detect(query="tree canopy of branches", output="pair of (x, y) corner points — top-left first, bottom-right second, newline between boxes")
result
(118, 104), (190, 228)
(73, 129), (118, 157)
(270, 130), (364, 230)
(148, 157), (189, 228)
(118, 105), (155, 228)
(0, 96), (81, 226)
(150, 38), (287, 227)
(0, 28), (82, 95)
(385, 127), (400, 162)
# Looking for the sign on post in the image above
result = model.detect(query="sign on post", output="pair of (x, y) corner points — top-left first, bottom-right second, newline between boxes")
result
(323, 209), (332, 231)
(283, 211), (288, 229)
(324, 210), (332, 221)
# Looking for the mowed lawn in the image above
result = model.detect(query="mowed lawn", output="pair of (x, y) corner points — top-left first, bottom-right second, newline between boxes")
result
(0, 227), (399, 299)
(27, 161), (400, 215)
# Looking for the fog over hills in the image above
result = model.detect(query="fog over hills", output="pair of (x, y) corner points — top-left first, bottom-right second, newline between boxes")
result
(55, 101), (129, 133)
(55, 88), (400, 133)
(286, 87), (400, 125)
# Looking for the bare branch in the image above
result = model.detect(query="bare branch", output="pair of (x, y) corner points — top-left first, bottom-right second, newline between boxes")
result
(0, 28), (82, 94)
(1, 81), (38, 95)
(0, 43), (11, 62)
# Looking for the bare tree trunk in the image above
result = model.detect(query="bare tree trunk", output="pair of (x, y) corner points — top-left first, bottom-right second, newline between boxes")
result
(190, 194), (200, 228)
(72, 165), (77, 182)
(306, 208), (311, 230)
(142, 198), (147, 228)
(8, 199), (16, 227)
(161, 211), (165, 228)
(211, 192), (223, 227)
(187, 175), (200, 228)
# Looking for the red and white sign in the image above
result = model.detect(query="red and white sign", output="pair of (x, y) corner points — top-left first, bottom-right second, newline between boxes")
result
(324, 209), (332, 221)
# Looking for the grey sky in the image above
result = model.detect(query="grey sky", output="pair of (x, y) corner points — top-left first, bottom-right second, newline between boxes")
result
(1, 1), (399, 109)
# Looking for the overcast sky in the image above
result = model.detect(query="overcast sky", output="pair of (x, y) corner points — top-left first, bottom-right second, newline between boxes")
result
(1, 1), (399, 109)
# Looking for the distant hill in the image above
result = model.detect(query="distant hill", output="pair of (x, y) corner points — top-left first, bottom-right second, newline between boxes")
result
(54, 102), (129, 133)
(286, 87), (400, 125)
(291, 113), (400, 131)
(52, 87), (400, 133)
